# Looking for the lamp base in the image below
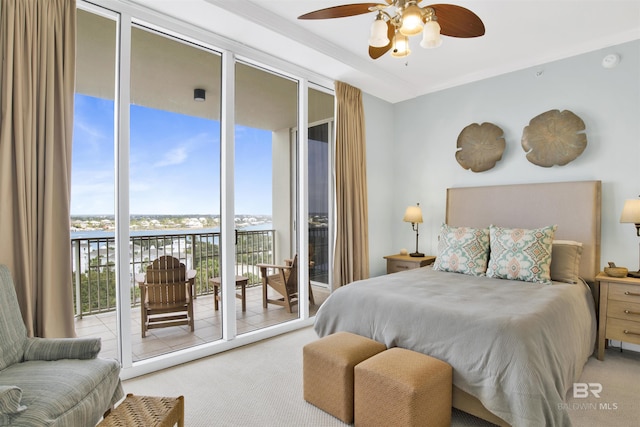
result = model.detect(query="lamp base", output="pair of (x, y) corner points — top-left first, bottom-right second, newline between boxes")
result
(628, 270), (640, 279)
(409, 252), (425, 258)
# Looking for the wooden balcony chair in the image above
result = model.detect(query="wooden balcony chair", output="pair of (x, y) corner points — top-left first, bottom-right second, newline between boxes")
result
(135, 256), (195, 338)
(258, 254), (314, 313)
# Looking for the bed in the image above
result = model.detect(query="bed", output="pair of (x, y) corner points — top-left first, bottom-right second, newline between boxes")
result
(314, 181), (601, 427)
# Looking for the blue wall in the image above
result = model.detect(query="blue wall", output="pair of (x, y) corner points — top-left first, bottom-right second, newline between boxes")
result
(365, 40), (640, 277)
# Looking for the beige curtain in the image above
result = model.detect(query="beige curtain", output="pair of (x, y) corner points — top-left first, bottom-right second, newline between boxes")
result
(332, 81), (369, 288)
(0, 0), (76, 337)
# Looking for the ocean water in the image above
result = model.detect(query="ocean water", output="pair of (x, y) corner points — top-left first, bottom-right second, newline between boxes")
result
(70, 223), (273, 239)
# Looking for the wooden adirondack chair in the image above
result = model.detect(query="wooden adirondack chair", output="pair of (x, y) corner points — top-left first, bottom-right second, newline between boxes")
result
(136, 256), (195, 338)
(258, 254), (314, 313)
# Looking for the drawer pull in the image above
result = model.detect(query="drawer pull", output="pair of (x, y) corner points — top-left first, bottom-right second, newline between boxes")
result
(623, 329), (640, 337)
(624, 309), (640, 316)
(624, 291), (640, 297)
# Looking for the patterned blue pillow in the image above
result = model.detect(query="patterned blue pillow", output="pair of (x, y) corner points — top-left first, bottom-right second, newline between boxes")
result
(433, 224), (490, 276)
(486, 225), (557, 284)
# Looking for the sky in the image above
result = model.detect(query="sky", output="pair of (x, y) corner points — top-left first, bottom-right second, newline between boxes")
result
(71, 94), (273, 216)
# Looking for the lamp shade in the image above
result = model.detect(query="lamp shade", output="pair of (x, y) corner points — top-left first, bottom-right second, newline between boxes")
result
(620, 199), (640, 223)
(403, 205), (423, 223)
(369, 18), (389, 48)
(420, 20), (442, 49)
(391, 33), (411, 58)
(399, 4), (423, 36)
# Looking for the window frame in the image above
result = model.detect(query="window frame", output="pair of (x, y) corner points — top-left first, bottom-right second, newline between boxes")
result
(77, 0), (334, 380)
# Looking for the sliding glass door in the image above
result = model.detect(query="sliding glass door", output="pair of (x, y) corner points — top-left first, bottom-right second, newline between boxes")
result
(128, 26), (222, 359)
(72, 7), (118, 359)
(235, 61), (299, 331)
(73, 1), (334, 376)
(308, 87), (335, 293)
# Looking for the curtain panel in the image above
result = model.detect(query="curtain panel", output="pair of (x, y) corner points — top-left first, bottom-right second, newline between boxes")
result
(0, 0), (76, 337)
(332, 81), (369, 288)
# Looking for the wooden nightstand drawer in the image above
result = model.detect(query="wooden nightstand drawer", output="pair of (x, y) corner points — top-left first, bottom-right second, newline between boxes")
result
(607, 300), (640, 321)
(388, 261), (416, 273)
(596, 272), (640, 360)
(605, 317), (640, 345)
(383, 255), (436, 274)
(609, 283), (640, 302)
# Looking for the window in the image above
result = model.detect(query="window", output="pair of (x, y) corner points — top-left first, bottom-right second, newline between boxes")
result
(73, 1), (334, 377)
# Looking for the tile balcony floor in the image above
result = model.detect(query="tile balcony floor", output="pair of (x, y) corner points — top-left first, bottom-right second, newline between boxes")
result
(75, 284), (329, 362)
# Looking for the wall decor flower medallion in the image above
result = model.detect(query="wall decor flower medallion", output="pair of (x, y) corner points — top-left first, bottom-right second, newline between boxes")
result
(456, 122), (505, 172)
(521, 109), (587, 167)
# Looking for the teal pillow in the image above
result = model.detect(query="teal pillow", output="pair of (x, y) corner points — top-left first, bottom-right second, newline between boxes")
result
(487, 224), (557, 284)
(433, 224), (490, 276)
(0, 386), (26, 414)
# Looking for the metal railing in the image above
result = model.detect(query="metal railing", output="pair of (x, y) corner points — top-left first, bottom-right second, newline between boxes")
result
(71, 227), (330, 318)
(309, 226), (329, 283)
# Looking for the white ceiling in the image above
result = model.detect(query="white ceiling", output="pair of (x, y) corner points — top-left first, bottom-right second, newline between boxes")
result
(128, 0), (640, 104)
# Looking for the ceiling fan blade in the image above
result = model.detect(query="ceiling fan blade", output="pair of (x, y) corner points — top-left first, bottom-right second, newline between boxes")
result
(428, 4), (485, 38)
(298, 3), (383, 20)
(368, 21), (394, 59)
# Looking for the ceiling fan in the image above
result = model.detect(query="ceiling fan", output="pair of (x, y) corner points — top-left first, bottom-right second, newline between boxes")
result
(298, 1), (485, 59)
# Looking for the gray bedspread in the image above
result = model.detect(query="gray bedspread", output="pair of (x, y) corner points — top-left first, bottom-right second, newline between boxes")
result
(314, 266), (597, 427)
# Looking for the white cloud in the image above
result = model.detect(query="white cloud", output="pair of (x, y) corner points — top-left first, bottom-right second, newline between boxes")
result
(153, 146), (188, 167)
(74, 118), (108, 151)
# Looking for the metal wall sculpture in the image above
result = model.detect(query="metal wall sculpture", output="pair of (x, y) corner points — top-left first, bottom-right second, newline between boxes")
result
(455, 122), (506, 172)
(521, 109), (587, 167)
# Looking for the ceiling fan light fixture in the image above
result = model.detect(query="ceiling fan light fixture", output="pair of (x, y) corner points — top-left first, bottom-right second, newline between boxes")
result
(399, 3), (423, 36)
(297, 2), (485, 60)
(369, 14), (389, 47)
(420, 19), (442, 49)
(391, 32), (411, 58)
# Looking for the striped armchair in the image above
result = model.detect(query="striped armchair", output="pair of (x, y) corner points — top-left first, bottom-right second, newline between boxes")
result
(0, 265), (124, 426)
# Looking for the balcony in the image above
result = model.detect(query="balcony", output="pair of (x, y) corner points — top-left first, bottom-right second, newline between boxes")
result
(72, 227), (329, 361)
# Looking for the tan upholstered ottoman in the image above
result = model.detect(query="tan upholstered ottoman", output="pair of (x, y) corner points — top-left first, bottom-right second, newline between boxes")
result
(355, 348), (452, 427)
(303, 331), (386, 423)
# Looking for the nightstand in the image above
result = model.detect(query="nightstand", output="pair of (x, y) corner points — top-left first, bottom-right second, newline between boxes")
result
(383, 254), (436, 274)
(596, 272), (640, 360)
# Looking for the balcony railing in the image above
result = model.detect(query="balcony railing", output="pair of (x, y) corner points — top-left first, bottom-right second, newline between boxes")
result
(71, 227), (329, 318)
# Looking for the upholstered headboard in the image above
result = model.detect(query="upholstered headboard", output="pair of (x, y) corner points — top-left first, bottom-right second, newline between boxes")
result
(445, 181), (601, 284)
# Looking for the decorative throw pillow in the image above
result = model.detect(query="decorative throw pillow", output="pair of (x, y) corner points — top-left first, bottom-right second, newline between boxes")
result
(486, 224), (557, 284)
(433, 224), (490, 276)
(550, 240), (583, 284)
(0, 386), (26, 415)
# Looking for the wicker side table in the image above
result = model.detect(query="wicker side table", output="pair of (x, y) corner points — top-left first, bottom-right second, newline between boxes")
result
(99, 394), (184, 427)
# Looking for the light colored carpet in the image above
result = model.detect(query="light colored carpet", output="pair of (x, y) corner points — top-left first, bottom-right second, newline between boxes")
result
(123, 326), (640, 426)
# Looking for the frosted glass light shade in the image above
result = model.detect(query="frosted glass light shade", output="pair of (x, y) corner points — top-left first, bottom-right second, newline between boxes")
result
(369, 18), (389, 47)
(391, 33), (411, 57)
(420, 20), (442, 49)
(399, 4), (423, 36)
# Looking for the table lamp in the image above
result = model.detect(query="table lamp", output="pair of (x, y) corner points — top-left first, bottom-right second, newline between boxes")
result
(403, 203), (424, 257)
(620, 198), (640, 278)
